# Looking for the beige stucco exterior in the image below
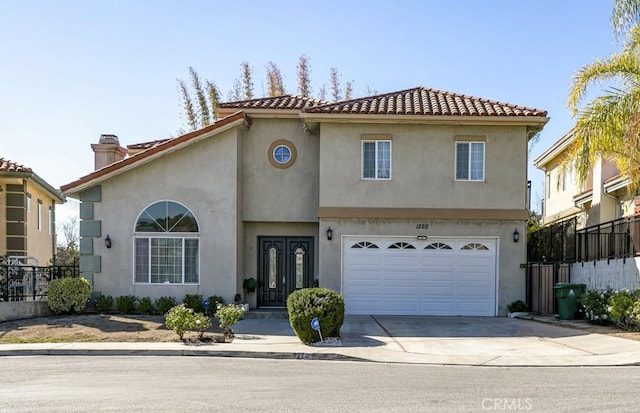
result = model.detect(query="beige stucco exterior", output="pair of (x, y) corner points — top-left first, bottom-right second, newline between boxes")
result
(535, 132), (637, 229)
(63, 97), (546, 316)
(1, 175), (61, 265)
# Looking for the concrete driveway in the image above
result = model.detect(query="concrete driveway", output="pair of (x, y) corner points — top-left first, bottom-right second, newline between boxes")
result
(231, 314), (640, 365)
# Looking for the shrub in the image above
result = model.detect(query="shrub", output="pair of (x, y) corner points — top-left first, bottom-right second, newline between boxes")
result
(95, 294), (114, 313)
(507, 300), (528, 313)
(243, 277), (257, 293)
(138, 297), (155, 314)
(155, 296), (177, 315)
(215, 304), (245, 338)
(192, 312), (212, 340)
(183, 294), (204, 313)
(287, 288), (344, 344)
(579, 289), (611, 324)
(115, 295), (138, 314)
(608, 289), (640, 330)
(234, 293), (242, 304)
(208, 295), (226, 315)
(47, 277), (92, 314)
(164, 304), (195, 340)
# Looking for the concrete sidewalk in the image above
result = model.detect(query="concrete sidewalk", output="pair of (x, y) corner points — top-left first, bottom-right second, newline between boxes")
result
(2, 315), (640, 367)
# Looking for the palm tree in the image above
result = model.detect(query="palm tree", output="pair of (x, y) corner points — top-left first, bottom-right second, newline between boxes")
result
(566, 0), (640, 187)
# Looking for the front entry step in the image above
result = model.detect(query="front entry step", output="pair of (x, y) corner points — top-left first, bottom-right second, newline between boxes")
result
(243, 308), (289, 319)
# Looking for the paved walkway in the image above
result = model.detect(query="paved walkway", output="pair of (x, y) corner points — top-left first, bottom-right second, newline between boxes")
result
(2, 315), (640, 366)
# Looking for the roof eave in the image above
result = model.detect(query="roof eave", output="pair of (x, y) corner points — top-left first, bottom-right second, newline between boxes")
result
(533, 130), (575, 169)
(1, 171), (65, 203)
(300, 113), (549, 128)
(61, 112), (249, 197)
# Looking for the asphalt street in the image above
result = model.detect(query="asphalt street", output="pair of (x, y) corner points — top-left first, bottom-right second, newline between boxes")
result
(1, 356), (640, 412)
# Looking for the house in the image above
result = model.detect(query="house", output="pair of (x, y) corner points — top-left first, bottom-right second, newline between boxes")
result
(60, 87), (548, 316)
(0, 157), (64, 266)
(534, 130), (640, 291)
(533, 129), (637, 229)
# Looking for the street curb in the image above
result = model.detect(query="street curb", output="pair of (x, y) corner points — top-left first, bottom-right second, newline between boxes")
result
(0, 348), (369, 362)
(3, 348), (640, 367)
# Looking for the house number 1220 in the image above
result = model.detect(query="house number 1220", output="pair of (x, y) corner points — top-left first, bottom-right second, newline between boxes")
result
(416, 224), (429, 230)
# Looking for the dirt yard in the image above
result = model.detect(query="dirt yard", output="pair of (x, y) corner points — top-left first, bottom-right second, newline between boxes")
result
(0, 314), (225, 343)
(1, 313), (640, 344)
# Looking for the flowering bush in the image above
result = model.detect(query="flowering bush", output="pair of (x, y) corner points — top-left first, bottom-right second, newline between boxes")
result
(215, 304), (245, 338)
(608, 289), (640, 330)
(165, 304), (196, 340)
(579, 289), (611, 324)
(47, 277), (92, 314)
(192, 312), (212, 340)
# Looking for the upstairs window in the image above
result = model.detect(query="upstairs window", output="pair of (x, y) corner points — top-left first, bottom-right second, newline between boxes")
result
(456, 141), (484, 181)
(362, 140), (391, 179)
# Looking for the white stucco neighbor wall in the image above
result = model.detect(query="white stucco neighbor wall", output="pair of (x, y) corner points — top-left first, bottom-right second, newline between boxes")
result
(571, 258), (640, 291)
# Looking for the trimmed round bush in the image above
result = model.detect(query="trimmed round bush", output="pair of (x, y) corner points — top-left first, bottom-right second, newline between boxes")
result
(164, 304), (195, 340)
(47, 277), (92, 314)
(287, 288), (344, 344)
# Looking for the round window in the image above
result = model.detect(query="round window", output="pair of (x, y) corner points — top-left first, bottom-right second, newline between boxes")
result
(273, 145), (292, 164)
(267, 139), (297, 169)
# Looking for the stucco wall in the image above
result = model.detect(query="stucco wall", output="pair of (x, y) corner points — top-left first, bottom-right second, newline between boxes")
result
(0, 301), (51, 322)
(241, 118), (319, 222)
(318, 218), (526, 316)
(24, 181), (56, 265)
(90, 127), (242, 303)
(319, 123), (528, 209)
(571, 258), (640, 291)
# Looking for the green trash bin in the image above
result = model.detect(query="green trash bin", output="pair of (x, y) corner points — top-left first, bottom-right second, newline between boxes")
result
(553, 283), (586, 320)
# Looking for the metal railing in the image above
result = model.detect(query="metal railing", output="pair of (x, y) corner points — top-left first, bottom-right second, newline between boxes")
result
(575, 216), (640, 262)
(0, 264), (79, 302)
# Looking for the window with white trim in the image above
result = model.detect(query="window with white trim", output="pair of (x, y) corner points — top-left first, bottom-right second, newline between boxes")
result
(37, 200), (42, 231)
(362, 140), (391, 179)
(455, 141), (484, 181)
(134, 201), (199, 284)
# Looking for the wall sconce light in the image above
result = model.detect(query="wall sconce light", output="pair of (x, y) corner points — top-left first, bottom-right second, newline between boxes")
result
(326, 227), (333, 241)
(105, 235), (112, 249)
(513, 228), (520, 243)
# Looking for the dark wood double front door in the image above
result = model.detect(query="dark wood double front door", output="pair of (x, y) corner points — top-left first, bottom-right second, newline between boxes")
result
(258, 237), (314, 307)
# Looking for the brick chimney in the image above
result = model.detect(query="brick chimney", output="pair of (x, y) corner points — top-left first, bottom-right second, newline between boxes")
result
(91, 134), (127, 170)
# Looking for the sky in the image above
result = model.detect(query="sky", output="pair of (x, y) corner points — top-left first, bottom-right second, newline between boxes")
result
(0, 0), (623, 224)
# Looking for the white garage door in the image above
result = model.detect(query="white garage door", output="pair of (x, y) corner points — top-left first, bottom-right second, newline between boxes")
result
(343, 237), (497, 316)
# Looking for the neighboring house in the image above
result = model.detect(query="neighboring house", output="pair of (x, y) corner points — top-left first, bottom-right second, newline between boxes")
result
(534, 130), (640, 291)
(60, 87), (548, 316)
(0, 157), (64, 265)
(534, 129), (637, 230)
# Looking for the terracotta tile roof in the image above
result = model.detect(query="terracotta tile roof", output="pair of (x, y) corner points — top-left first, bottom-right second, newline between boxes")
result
(127, 139), (171, 151)
(0, 157), (32, 173)
(304, 87), (547, 117)
(218, 95), (329, 111)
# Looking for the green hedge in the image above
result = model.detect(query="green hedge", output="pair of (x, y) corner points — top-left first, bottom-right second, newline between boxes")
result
(47, 277), (92, 314)
(287, 288), (344, 344)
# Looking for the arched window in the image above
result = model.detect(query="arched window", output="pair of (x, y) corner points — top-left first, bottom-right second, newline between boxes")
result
(134, 201), (200, 284)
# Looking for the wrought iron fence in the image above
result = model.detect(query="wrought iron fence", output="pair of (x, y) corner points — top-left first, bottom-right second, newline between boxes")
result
(0, 264), (79, 302)
(528, 217), (577, 262)
(528, 214), (640, 264)
(575, 216), (640, 262)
